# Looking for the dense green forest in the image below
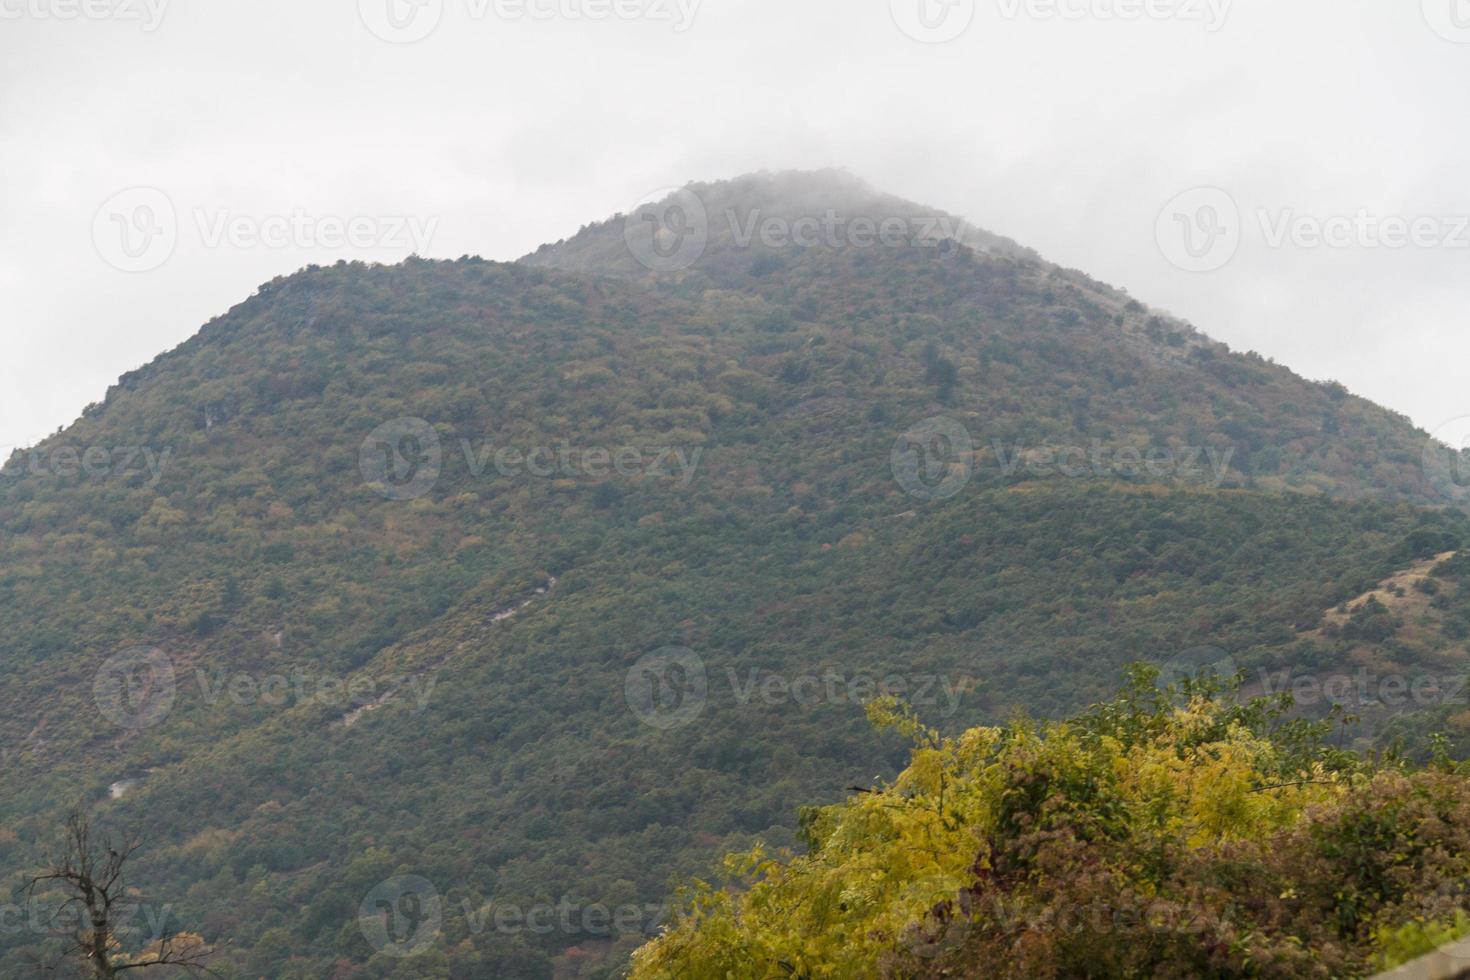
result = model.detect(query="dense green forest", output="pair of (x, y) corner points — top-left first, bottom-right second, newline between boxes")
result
(2, 172), (1467, 976)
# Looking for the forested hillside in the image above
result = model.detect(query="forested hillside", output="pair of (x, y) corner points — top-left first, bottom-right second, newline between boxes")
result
(2, 172), (1466, 976)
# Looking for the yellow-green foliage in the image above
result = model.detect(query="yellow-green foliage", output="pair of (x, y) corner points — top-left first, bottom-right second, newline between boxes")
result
(633, 672), (1470, 979)
(633, 681), (1351, 979)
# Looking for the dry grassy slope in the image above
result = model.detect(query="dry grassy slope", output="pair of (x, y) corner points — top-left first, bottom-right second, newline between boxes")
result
(1311, 552), (1459, 636)
(1256, 552), (1470, 742)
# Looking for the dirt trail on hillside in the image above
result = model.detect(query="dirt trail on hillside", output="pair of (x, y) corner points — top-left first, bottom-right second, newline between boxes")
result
(337, 577), (558, 729)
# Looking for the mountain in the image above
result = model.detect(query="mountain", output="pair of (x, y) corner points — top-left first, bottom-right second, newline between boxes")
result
(1, 171), (1467, 977)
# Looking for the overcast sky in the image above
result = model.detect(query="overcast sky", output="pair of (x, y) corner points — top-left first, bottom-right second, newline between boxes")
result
(2, 0), (1468, 451)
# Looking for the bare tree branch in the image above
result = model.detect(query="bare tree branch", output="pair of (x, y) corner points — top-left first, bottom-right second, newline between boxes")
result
(26, 808), (217, 979)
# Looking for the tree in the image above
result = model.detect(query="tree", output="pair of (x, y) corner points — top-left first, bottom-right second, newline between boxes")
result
(27, 808), (215, 978)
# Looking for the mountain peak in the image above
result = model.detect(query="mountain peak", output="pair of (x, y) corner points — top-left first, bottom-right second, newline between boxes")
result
(521, 168), (1035, 280)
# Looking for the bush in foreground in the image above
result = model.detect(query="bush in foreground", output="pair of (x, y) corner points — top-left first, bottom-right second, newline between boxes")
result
(632, 668), (1470, 979)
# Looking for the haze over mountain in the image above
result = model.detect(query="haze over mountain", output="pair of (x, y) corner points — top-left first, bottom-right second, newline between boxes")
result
(3, 171), (1468, 977)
